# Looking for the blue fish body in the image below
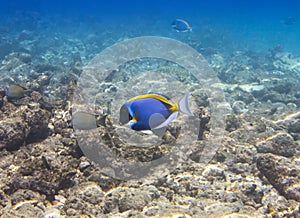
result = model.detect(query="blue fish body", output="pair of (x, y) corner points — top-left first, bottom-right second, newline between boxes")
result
(172, 19), (192, 32)
(119, 94), (193, 136)
(125, 98), (172, 131)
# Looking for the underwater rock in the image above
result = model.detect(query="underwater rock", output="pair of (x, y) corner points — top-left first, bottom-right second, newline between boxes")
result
(228, 143), (257, 165)
(5, 199), (44, 217)
(234, 90), (255, 105)
(43, 208), (65, 218)
(60, 66), (81, 85)
(273, 52), (300, 74)
(257, 153), (300, 202)
(287, 102), (297, 111)
(204, 202), (242, 217)
(0, 99), (51, 150)
(260, 187), (300, 217)
(271, 80), (292, 94)
(62, 182), (106, 216)
(215, 83), (261, 105)
(288, 121), (300, 135)
(226, 112), (273, 144)
(10, 189), (45, 206)
(79, 159), (91, 171)
(260, 92), (285, 104)
(15, 52), (32, 64)
(78, 182), (105, 205)
(34, 63), (64, 74)
(52, 108), (70, 134)
(18, 30), (34, 42)
(232, 100), (247, 114)
(0, 52), (37, 87)
(119, 191), (151, 212)
(238, 83), (265, 93)
(145, 207), (193, 218)
(114, 188), (153, 212)
(4, 52), (32, 64)
(269, 102), (287, 116)
(275, 111), (300, 140)
(225, 114), (242, 132)
(84, 168), (121, 192)
(0, 118), (27, 150)
(25, 107), (51, 143)
(6, 137), (79, 201)
(210, 53), (225, 69)
(202, 165), (225, 179)
(35, 73), (50, 87)
(217, 52), (262, 84)
(0, 87), (5, 108)
(256, 132), (298, 157)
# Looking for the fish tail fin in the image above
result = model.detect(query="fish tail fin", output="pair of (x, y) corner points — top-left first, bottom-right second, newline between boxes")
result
(178, 93), (194, 116)
(190, 28), (193, 32)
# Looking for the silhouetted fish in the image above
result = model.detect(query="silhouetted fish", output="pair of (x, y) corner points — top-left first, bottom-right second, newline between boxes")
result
(7, 84), (29, 99)
(171, 19), (192, 32)
(283, 16), (296, 26)
(72, 111), (97, 130)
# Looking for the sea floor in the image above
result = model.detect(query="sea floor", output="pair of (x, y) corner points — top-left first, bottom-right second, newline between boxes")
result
(0, 13), (300, 217)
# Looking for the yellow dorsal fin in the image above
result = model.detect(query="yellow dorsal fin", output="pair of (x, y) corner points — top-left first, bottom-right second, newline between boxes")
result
(127, 94), (179, 111)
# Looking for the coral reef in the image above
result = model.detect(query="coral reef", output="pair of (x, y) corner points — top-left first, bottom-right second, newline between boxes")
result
(0, 30), (300, 217)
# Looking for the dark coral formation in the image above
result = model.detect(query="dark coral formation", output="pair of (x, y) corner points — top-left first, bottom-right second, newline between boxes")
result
(257, 153), (300, 202)
(0, 93), (51, 150)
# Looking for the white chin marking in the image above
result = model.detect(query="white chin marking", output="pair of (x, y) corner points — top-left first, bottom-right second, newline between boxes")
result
(141, 130), (153, 135)
(124, 120), (134, 128)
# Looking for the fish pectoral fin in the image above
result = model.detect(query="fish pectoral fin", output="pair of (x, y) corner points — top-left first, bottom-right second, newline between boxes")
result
(147, 112), (179, 138)
(149, 111), (178, 131)
(178, 93), (194, 116)
(149, 113), (166, 129)
(148, 113), (168, 137)
(151, 127), (167, 138)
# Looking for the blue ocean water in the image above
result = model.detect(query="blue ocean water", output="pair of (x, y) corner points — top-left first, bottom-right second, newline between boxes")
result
(1, 2), (300, 216)
(0, 0), (299, 58)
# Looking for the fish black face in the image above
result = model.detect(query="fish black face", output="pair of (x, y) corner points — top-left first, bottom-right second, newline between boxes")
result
(119, 105), (131, 125)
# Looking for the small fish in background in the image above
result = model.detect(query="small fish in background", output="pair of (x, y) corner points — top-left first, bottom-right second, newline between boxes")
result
(72, 111), (106, 130)
(119, 93), (194, 137)
(72, 111), (97, 130)
(171, 18), (192, 32)
(7, 84), (30, 100)
(282, 16), (296, 26)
